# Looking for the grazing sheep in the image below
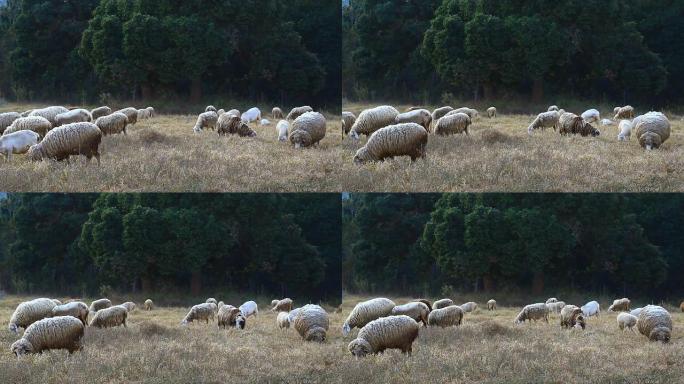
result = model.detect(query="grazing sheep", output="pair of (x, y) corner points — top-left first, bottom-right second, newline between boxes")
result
(434, 112), (471, 136)
(514, 303), (549, 324)
(349, 105), (399, 139)
(0, 112), (21, 133)
(617, 313), (638, 332)
(608, 298), (631, 312)
(431, 106), (454, 128)
(548, 105), (559, 112)
(241, 107), (262, 124)
(4, 116), (52, 138)
(89, 305), (127, 328)
(288, 307), (303, 325)
(51, 299), (62, 306)
(276, 120), (290, 142)
(272, 107), (284, 119)
(30, 106), (69, 126)
(52, 302), (89, 326)
(10, 316), (84, 356)
(89, 299), (112, 314)
(218, 305), (245, 329)
(546, 298), (558, 304)
(433, 299), (454, 310)
(581, 109), (601, 125)
(146, 107), (155, 118)
(137, 108), (151, 120)
(342, 298), (396, 337)
(487, 299), (497, 311)
(9, 298), (58, 333)
(206, 298), (218, 306)
(601, 119), (615, 126)
(487, 107), (497, 118)
(277, 311), (290, 329)
(427, 305), (464, 327)
(560, 305), (585, 329)
(144, 299), (153, 311)
(95, 112), (128, 136)
(181, 303), (217, 325)
(581, 301), (600, 317)
(637, 305), (672, 343)
(217, 301), (225, 309)
(271, 300), (279, 308)
(55, 109), (91, 127)
(120, 302), (136, 312)
(633, 112), (670, 150)
(0, 130), (40, 160)
(528, 111), (560, 134)
(390, 302), (430, 327)
(348, 315), (419, 357)
(546, 301), (566, 314)
(294, 304), (330, 342)
(226, 109), (240, 117)
(411, 299), (432, 311)
(271, 298), (293, 312)
(239, 301), (258, 318)
(342, 111), (357, 136)
(353, 123), (428, 164)
(27, 122), (102, 164)
(395, 109), (432, 131)
(115, 107), (138, 125)
(217, 114), (257, 137)
(205, 105), (217, 113)
(289, 111), (326, 148)
(559, 112), (600, 137)
(614, 106), (635, 120)
(91, 106), (112, 120)
(260, 119), (271, 126)
(618, 120), (634, 141)
(460, 302), (478, 313)
(193, 111), (219, 132)
(286, 106), (314, 121)
(449, 107), (479, 120)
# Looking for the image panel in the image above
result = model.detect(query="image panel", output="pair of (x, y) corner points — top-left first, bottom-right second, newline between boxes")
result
(0, 193), (344, 382)
(341, 193), (683, 381)
(341, 1), (684, 192)
(0, 0), (343, 192)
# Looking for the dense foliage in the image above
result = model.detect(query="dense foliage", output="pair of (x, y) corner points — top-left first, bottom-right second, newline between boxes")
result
(0, 194), (342, 304)
(343, 194), (683, 300)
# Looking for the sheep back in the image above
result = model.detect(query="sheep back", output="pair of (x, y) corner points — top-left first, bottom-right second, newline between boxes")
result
(286, 106), (314, 121)
(608, 298), (631, 312)
(460, 302), (478, 313)
(95, 112), (128, 136)
(427, 305), (464, 327)
(9, 298), (58, 333)
(289, 111), (326, 148)
(0, 112), (21, 133)
(515, 303), (549, 324)
(395, 109), (432, 131)
(343, 298), (396, 336)
(30, 106), (69, 126)
(89, 298), (112, 313)
(353, 123), (428, 164)
(349, 105), (399, 138)
(115, 108), (138, 125)
(182, 303), (216, 325)
(52, 302), (89, 326)
(433, 298), (454, 309)
(271, 298), (293, 312)
(294, 304), (330, 342)
(91, 106), (112, 120)
(4, 116), (52, 138)
(89, 305), (127, 328)
(637, 305), (672, 343)
(390, 302), (430, 326)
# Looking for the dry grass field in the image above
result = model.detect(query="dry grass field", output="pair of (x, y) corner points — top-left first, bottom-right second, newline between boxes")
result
(341, 102), (684, 192)
(0, 103), (344, 192)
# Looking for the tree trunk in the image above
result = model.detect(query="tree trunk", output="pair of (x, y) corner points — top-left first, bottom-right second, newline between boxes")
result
(482, 274), (494, 292)
(483, 83), (494, 100)
(141, 277), (152, 293)
(141, 84), (152, 100)
(190, 77), (202, 103)
(191, 271), (202, 295)
(532, 271), (544, 295)
(532, 78), (544, 102)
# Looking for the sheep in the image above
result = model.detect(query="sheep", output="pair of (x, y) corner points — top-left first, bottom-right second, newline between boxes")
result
(260, 119), (271, 126)
(390, 302), (430, 327)
(427, 305), (464, 327)
(137, 108), (152, 120)
(95, 112), (128, 136)
(546, 301), (566, 314)
(353, 123), (427, 164)
(289, 111), (326, 148)
(89, 305), (127, 328)
(271, 300), (279, 307)
(276, 120), (290, 142)
(608, 298), (631, 312)
(226, 109), (240, 117)
(559, 112), (600, 137)
(9, 298), (58, 333)
(633, 112), (670, 150)
(614, 106), (635, 120)
(0, 112), (20, 133)
(487, 107), (497, 118)
(460, 302), (478, 313)
(89, 298), (112, 313)
(55, 109), (92, 127)
(617, 313), (638, 332)
(411, 299), (432, 311)
(581, 109), (601, 125)
(546, 298), (558, 304)
(342, 298), (396, 337)
(27, 122), (102, 164)
(288, 307), (303, 325)
(449, 107), (479, 120)
(395, 109), (432, 131)
(52, 299), (62, 306)
(528, 111), (560, 134)
(432, 298), (454, 310)
(637, 305), (672, 343)
(431, 106), (454, 128)
(21, 110), (33, 117)
(514, 303), (549, 324)
(277, 311), (290, 329)
(217, 305), (245, 329)
(4, 116), (52, 138)
(434, 112), (471, 136)
(30, 106), (69, 126)
(272, 107), (284, 119)
(239, 301), (258, 318)
(341, 111), (357, 137)
(560, 305), (585, 329)
(601, 119), (615, 126)
(241, 107), (262, 124)
(192, 111), (219, 132)
(581, 301), (600, 317)
(115, 107), (138, 125)
(294, 304), (329, 342)
(10, 316), (84, 356)
(348, 315), (419, 357)
(618, 120), (634, 141)
(146, 106), (155, 118)
(548, 105), (559, 112)
(144, 299), (153, 311)
(217, 113), (257, 137)
(487, 299), (497, 311)
(52, 302), (89, 326)
(91, 106), (112, 120)
(286, 106), (314, 121)
(271, 298), (293, 312)
(181, 303), (217, 325)
(206, 298), (218, 306)
(120, 302), (136, 312)
(0, 130), (40, 161)
(205, 105), (217, 113)
(349, 105), (399, 139)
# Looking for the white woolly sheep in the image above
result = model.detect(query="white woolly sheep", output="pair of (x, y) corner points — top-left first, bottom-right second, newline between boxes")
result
(206, 298), (218, 305)
(427, 305), (464, 327)
(205, 105), (217, 113)
(614, 106), (635, 120)
(633, 112), (670, 150)
(10, 316), (84, 356)
(294, 304), (330, 342)
(342, 111), (357, 136)
(239, 301), (258, 318)
(559, 112), (600, 137)
(226, 109), (240, 117)
(548, 105), (559, 112)
(601, 119), (615, 126)
(546, 298), (558, 304)
(90, 305), (127, 328)
(272, 107), (284, 119)
(433, 298), (454, 310)
(434, 112), (471, 136)
(55, 109), (91, 127)
(342, 298), (396, 337)
(144, 299), (153, 311)
(617, 312), (638, 332)
(260, 119), (271, 126)
(0, 130), (40, 160)
(21, 110), (33, 117)
(289, 111), (326, 148)
(217, 113), (257, 137)
(241, 107), (262, 124)
(348, 315), (419, 357)
(460, 302), (478, 313)
(288, 307), (303, 324)
(637, 305), (672, 343)
(115, 107), (138, 125)
(487, 299), (496, 311)
(395, 109), (432, 131)
(618, 120), (634, 141)
(95, 112), (128, 136)
(4, 116), (52, 138)
(0, 112), (20, 133)
(120, 302), (136, 312)
(390, 302), (430, 326)
(449, 107), (479, 120)
(286, 106), (314, 121)
(581, 109), (601, 125)
(277, 311), (290, 329)
(411, 299), (432, 311)
(137, 108), (152, 120)
(581, 301), (600, 317)
(487, 107), (497, 118)
(630, 307), (643, 317)
(89, 298), (112, 313)
(218, 305), (245, 329)
(52, 299), (62, 306)
(560, 305), (585, 329)
(514, 303), (549, 324)
(91, 106), (112, 120)
(431, 106), (454, 129)
(27, 122), (102, 164)
(353, 123), (427, 164)
(349, 105), (399, 139)
(608, 298), (631, 312)
(181, 303), (217, 325)
(528, 111), (560, 134)
(52, 302), (89, 326)
(546, 301), (566, 314)
(271, 298), (293, 312)
(193, 111), (219, 132)
(30, 106), (69, 126)
(146, 107), (155, 117)
(9, 298), (58, 333)
(276, 120), (290, 142)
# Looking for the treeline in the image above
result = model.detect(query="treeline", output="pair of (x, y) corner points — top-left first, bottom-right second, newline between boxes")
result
(343, 0), (684, 105)
(343, 194), (684, 300)
(0, 194), (342, 304)
(0, 0), (341, 109)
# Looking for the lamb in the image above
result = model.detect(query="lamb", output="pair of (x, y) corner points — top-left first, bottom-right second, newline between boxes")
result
(390, 302), (430, 326)
(217, 305), (245, 329)
(449, 107), (479, 120)
(286, 106), (314, 121)
(581, 301), (600, 317)
(95, 112), (128, 136)
(348, 315), (419, 357)
(548, 105), (559, 112)
(560, 305), (585, 329)
(0, 112), (20, 133)
(608, 298), (631, 312)
(10, 316), (84, 356)
(91, 106), (112, 120)
(144, 299), (153, 311)
(205, 105), (217, 113)
(637, 305), (672, 343)
(181, 303), (217, 325)
(55, 109), (92, 127)
(546, 298), (558, 304)
(487, 107), (497, 118)
(528, 111), (560, 134)
(271, 298), (293, 312)
(559, 112), (600, 137)
(353, 123), (427, 164)
(633, 112), (670, 150)
(395, 109), (432, 131)
(89, 298), (112, 313)
(294, 304), (329, 342)
(431, 106), (454, 128)
(0, 130), (40, 160)
(460, 302), (478, 313)
(4, 116), (52, 138)
(546, 301), (566, 314)
(239, 301), (258, 318)
(89, 305), (127, 328)
(120, 302), (136, 312)
(342, 297), (396, 336)
(614, 106), (635, 120)
(30, 106), (69, 126)
(289, 111), (327, 148)
(617, 312), (638, 332)
(241, 107), (262, 124)
(277, 311), (290, 329)
(618, 120), (634, 141)
(193, 111), (219, 132)
(432, 298), (454, 310)
(27, 122), (102, 164)
(487, 299), (497, 311)
(349, 105), (399, 139)
(9, 298), (58, 333)
(581, 109), (601, 125)
(115, 107), (138, 125)
(272, 107), (284, 119)
(217, 114), (257, 137)
(341, 111), (357, 136)
(52, 301), (89, 326)
(276, 120), (290, 142)
(514, 303), (549, 324)
(427, 305), (464, 327)
(434, 112), (471, 136)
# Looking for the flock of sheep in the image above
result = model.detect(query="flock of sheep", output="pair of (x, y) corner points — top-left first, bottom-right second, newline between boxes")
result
(341, 103), (673, 164)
